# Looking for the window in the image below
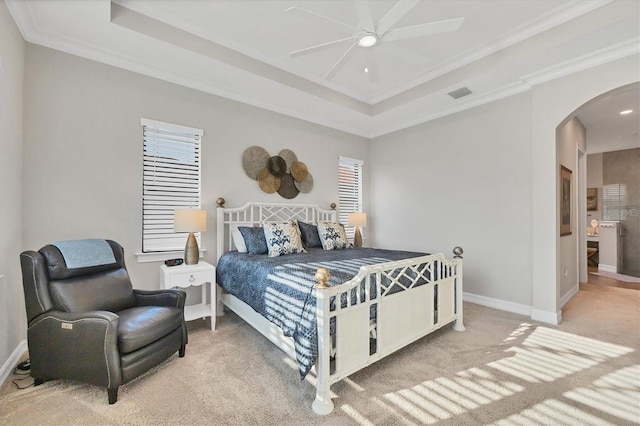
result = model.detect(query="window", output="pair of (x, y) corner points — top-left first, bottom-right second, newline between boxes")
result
(141, 118), (203, 253)
(603, 183), (627, 221)
(338, 156), (363, 240)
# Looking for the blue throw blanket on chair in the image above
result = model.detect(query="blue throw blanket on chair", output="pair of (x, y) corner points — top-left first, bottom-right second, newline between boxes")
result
(52, 239), (116, 269)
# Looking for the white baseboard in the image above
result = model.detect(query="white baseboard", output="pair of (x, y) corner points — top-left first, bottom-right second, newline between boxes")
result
(463, 292), (564, 325)
(598, 264), (617, 273)
(0, 340), (28, 387)
(531, 308), (562, 325)
(463, 292), (532, 317)
(560, 284), (579, 308)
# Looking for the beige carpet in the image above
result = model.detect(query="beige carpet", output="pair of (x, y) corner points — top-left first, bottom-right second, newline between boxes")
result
(1, 283), (639, 425)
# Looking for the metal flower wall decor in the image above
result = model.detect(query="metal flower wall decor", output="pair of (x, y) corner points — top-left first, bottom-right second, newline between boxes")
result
(242, 146), (313, 199)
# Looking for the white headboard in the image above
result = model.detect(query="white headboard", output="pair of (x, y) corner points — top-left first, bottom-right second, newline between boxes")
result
(216, 199), (337, 262)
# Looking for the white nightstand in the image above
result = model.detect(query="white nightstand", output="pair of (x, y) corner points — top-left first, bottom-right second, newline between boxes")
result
(160, 261), (216, 330)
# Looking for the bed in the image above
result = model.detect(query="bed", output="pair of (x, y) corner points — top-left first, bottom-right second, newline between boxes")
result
(215, 199), (464, 414)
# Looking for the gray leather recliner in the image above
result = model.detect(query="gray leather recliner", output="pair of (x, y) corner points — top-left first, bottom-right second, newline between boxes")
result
(19, 239), (188, 404)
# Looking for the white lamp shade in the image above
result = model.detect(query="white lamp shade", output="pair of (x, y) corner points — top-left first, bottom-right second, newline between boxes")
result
(348, 212), (367, 228)
(174, 209), (207, 232)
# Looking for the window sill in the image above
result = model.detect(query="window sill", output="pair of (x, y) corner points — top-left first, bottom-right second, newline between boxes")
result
(135, 249), (206, 263)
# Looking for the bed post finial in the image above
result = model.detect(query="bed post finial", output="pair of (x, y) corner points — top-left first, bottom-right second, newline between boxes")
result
(453, 246), (463, 259)
(315, 268), (331, 289)
(330, 203), (336, 210)
(216, 197), (225, 208)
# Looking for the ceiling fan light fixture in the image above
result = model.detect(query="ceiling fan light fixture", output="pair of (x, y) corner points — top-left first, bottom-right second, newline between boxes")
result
(357, 33), (378, 48)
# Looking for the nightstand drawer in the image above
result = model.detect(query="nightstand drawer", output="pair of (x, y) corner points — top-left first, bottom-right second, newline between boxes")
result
(168, 270), (213, 288)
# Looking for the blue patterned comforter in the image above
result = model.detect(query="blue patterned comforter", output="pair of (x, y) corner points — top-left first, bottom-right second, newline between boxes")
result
(216, 247), (426, 379)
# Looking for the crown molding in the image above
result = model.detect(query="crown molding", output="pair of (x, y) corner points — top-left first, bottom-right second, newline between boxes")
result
(4, 0), (37, 43)
(521, 37), (640, 86)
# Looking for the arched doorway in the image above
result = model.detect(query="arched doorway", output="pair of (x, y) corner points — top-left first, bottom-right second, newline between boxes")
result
(574, 85), (640, 282)
(530, 56), (638, 325)
(555, 83), (639, 296)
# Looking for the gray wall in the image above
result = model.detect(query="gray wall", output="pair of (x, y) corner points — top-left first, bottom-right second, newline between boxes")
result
(370, 93), (534, 308)
(603, 148), (640, 277)
(22, 44), (370, 291)
(556, 116), (586, 299)
(0, 0), (26, 378)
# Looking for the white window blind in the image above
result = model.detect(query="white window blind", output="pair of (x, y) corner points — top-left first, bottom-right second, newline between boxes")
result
(338, 156), (363, 240)
(142, 118), (203, 252)
(603, 183), (627, 221)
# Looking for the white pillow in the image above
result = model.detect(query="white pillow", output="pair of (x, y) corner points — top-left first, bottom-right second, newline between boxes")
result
(231, 225), (247, 253)
(317, 221), (350, 250)
(263, 221), (305, 257)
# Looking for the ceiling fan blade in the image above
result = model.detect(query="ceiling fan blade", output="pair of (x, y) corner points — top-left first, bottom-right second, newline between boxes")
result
(383, 17), (465, 42)
(354, 0), (375, 32)
(285, 6), (358, 35)
(364, 50), (380, 83)
(377, 0), (420, 36)
(290, 35), (358, 58)
(325, 41), (358, 80)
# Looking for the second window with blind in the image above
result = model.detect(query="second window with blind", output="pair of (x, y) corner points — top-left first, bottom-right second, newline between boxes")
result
(338, 156), (363, 241)
(141, 118), (203, 253)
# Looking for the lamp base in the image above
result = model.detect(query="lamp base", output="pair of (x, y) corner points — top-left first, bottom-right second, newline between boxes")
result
(184, 232), (200, 264)
(353, 227), (363, 247)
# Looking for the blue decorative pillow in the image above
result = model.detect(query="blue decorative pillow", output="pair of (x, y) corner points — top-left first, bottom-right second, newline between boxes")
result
(263, 221), (306, 257)
(238, 226), (268, 255)
(317, 221), (350, 250)
(298, 221), (322, 249)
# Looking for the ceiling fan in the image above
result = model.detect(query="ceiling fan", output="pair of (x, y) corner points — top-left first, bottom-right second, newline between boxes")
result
(286, 0), (465, 82)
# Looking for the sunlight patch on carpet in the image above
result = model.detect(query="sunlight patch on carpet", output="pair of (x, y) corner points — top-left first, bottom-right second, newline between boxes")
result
(378, 366), (523, 423)
(372, 325), (634, 425)
(343, 377), (365, 392)
(371, 396), (418, 426)
(487, 326), (633, 383)
(490, 398), (619, 426)
(564, 365), (640, 423)
(340, 403), (376, 426)
(502, 322), (532, 343)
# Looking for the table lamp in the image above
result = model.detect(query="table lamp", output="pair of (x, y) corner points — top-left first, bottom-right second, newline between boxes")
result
(348, 212), (367, 247)
(174, 209), (207, 264)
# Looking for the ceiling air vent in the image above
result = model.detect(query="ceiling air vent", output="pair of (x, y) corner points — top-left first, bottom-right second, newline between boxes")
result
(448, 87), (472, 99)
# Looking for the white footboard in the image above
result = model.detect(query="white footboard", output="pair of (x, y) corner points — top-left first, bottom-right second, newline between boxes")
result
(312, 250), (464, 415)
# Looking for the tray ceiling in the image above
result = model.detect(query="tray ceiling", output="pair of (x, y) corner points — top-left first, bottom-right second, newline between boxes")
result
(6, 0), (639, 137)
